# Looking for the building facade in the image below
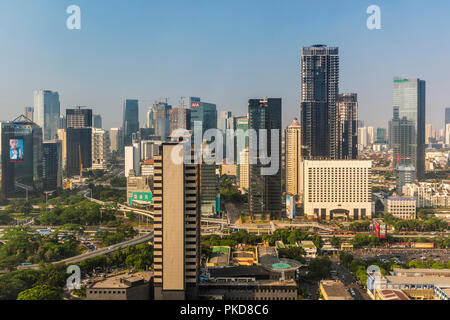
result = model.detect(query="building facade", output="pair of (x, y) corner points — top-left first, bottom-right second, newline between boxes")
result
(386, 197), (416, 220)
(42, 140), (62, 191)
(336, 93), (358, 159)
(285, 118), (302, 200)
(33, 90), (60, 141)
(123, 99), (139, 146)
(66, 107), (92, 128)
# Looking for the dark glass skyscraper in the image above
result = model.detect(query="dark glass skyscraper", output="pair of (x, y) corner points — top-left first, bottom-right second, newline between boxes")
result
(66, 107), (92, 128)
(123, 99), (139, 146)
(301, 45), (339, 159)
(1, 116), (43, 198)
(190, 97), (217, 137)
(336, 93), (358, 159)
(393, 77), (426, 179)
(42, 140), (62, 191)
(248, 98), (282, 218)
(66, 128), (92, 177)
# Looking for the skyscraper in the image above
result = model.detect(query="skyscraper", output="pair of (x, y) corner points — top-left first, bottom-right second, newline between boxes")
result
(376, 128), (387, 144)
(146, 105), (155, 129)
(42, 141), (62, 191)
(217, 111), (234, 157)
(153, 142), (201, 300)
(153, 101), (172, 141)
(66, 107), (93, 128)
(336, 93), (358, 159)
(285, 118), (302, 200)
(190, 97), (217, 138)
(123, 99), (139, 146)
(93, 114), (102, 129)
(24, 107), (34, 122)
(445, 108), (450, 127)
(169, 108), (191, 134)
(66, 128), (92, 177)
(109, 128), (123, 155)
(92, 128), (108, 170)
(1, 115), (43, 198)
(235, 116), (249, 178)
(248, 98), (282, 218)
(301, 45), (339, 159)
(33, 90), (60, 141)
(125, 142), (141, 177)
(393, 77), (426, 179)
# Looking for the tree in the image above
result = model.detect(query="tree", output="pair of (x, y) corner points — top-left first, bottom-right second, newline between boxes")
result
(17, 285), (62, 300)
(339, 252), (353, 266)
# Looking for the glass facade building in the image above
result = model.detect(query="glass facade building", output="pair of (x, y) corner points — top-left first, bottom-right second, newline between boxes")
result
(42, 140), (62, 191)
(393, 77), (426, 179)
(123, 99), (139, 146)
(66, 107), (93, 128)
(33, 90), (60, 141)
(248, 98), (282, 218)
(66, 127), (92, 177)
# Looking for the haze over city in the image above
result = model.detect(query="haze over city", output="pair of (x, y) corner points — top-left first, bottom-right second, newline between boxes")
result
(0, 0), (450, 129)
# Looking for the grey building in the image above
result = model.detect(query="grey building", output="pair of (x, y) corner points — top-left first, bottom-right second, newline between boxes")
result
(66, 107), (92, 128)
(66, 127), (92, 177)
(248, 98), (282, 219)
(301, 45), (339, 159)
(153, 101), (172, 141)
(93, 114), (102, 129)
(42, 140), (62, 191)
(33, 90), (60, 141)
(336, 93), (358, 159)
(190, 97), (217, 138)
(393, 77), (426, 180)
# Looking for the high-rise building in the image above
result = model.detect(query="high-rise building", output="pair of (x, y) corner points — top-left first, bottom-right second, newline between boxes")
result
(66, 128), (92, 177)
(56, 129), (67, 170)
(336, 93), (358, 159)
(109, 128), (123, 155)
(248, 98), (282, 218)
(301, 45), (339, 159)
(33, 90), (60, 141)
(190, 97), (217, 138)
(59, 115), (66, 130)
(367, 127), (375, 145)
(285, 118), (302, 200)
(153, 102), (172, 141)
(235, 116), (249, 177)
(93, 114), (102, 129)
(426, 124), (433, 144)
(396, 164), (416, 192)
(445, 124), (450, 146)
(217, 111), (234, 157)
(92, 128), (108, 170)
(66, 107), (93, 128)
(303, 160), (372, 221)
(123, 99), (139, 146)
(125, 142), (141, 177)
(1, 116), (43, 198)
(169, 107), (191, 134)
(393, 77), (426, 179)
(446, 108), (450, 127)
(358, 127), (368, 151)
(376, 128), (387, 144)
(153, 142), (201, 300)
(146, 105), (155, 129)
(24, 107), (34, 122)
(42, 141), (62, 191)
(239, 147), (249, 191)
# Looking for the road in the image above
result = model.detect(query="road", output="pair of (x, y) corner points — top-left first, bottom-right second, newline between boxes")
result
(330, 257), (371, 300)
(17, 231), (154, 270)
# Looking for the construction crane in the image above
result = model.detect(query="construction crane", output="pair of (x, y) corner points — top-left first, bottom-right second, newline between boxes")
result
(394, 153), (411, 166)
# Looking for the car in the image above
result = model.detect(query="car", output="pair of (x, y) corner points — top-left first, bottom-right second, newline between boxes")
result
(349, 288), (356, 295)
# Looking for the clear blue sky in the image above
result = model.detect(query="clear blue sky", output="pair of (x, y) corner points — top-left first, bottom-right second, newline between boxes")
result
(0, 0), (449, 130)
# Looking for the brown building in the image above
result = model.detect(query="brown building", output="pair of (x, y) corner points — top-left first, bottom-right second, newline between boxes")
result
(153, 142), (201, 300)
(320, 280), (353, 300)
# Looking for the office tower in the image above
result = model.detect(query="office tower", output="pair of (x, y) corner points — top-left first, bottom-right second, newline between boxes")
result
(42, 141), (62, 191)
(391, 106), (417, 182)
(439, 128), (444, 142)
(367, 127), (375, 145)
(24, 107), (34, 122)
(59, 115), (66, 130)
(66, 107), (93, 128)
(190, 97), (217, 137)
(239, 147), (249, 191)
(153, 101), (172, 141)
(170, 107), (191, 133)
(396, 164), (416, 193)
(248, 98), (282, 218)
(358, 127), (368, 151)
(376, 128), (387, 144)
(93, 114), (102, 129)
(393, 77), (426, 179)
(33, 90), (60, 140)
(146, 106), (155, 129)
(285, 118), (302, 200)
(425, 124), (432, 144)
(217, 111), (234, 157)
(446, 124), (450, 146)
(56, 129), (67, 169)
(235, 116), (249, 179)
(336, 93), (358, 159)
(301, 45), (339, 159)
(66, 128), (92, 177)
(125, 143), (141, 177)
(1, 115), (43, 198)
(92, 128), (108, 170)
(109, 128), (123, 154)
(154, 142), (201, 300)
(123, 99), (139, 146)
(303, 160), (372, 221)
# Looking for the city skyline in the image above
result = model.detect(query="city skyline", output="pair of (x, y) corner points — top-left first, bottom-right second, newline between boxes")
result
(0, 1), (450, 130)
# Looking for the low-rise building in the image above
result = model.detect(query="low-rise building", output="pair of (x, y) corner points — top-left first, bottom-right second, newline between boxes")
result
(127, 170), (153, 206)
(319, 280), (353, 300)
(386, 197), (416, 220)
(86, 272), (153, 300)
(374, 288), (410, 300)
(298, 241), (317, 259)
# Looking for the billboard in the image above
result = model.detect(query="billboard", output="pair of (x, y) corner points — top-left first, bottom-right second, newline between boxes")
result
(286, 194), (296, 219)
(410, 243), (434, 249)
(9, 139), (24, 162)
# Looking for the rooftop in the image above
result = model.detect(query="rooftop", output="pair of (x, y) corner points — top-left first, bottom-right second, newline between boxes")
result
(385, 276), (450, 287)
(89, 272), (153, 289)
(320, 280), (353, 300)
(377, 289), (410, 300)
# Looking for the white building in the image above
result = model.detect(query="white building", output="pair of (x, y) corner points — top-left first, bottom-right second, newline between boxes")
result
(92, 128), (109, 170)
(403, 181), (450, 208)
(109, 128), (123, 154)
(303, 160), (372, 221)
(125, 142), (141, 177)
(239, 147), (249, 192)
(386, 197), (416, 220)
